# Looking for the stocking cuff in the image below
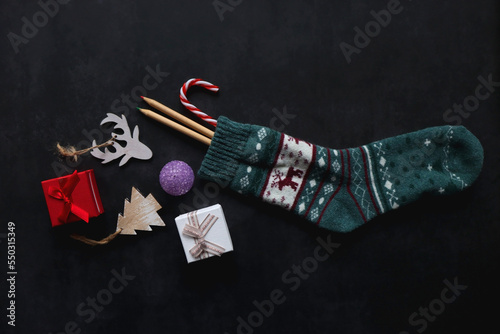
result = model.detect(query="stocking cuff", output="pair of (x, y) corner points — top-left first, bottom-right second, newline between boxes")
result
(198, 116), (251, 182)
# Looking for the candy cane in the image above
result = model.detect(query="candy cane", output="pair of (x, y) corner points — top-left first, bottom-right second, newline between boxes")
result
(180, 78), (219, 127)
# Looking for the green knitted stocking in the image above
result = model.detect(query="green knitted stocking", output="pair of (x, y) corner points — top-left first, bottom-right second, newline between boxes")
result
(198, 117), (483, 232)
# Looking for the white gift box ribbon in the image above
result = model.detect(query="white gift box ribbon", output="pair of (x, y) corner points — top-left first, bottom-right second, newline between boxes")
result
(182, 212), (225, 259)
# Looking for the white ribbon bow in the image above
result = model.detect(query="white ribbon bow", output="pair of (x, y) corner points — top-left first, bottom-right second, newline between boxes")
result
(183, 212), (225, 259)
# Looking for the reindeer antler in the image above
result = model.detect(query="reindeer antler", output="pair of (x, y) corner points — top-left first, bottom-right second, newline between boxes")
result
(270, 169), (284, 188)
(91, 113), (153, 166)
(104, 113), (132, 141)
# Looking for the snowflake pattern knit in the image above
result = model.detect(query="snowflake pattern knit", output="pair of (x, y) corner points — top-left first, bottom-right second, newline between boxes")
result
(198, 117), (483, 232)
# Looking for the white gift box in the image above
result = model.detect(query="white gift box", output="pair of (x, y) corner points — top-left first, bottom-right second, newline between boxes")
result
(175, 204), (233, 263)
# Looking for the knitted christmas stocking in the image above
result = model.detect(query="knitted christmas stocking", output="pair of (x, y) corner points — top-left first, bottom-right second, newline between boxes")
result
(198, 117), (483, 232)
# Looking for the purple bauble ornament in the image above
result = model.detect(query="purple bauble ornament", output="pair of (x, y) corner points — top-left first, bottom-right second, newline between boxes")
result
(159, 160), (194, 196)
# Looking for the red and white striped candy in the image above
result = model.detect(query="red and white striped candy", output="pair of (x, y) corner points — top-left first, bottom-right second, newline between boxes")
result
(180, 78), (219, 127)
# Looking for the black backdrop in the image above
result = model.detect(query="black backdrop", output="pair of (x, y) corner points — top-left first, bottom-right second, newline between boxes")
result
(1, 1), (499, 333)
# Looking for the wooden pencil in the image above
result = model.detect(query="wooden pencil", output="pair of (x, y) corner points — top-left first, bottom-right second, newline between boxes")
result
(137, 108), (211, 146)
(141, 96), (215, 139)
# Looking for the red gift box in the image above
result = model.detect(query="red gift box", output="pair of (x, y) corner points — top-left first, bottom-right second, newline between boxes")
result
(41, 170), (104, 227)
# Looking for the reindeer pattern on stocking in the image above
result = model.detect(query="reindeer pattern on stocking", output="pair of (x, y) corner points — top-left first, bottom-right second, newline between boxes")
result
(271, 167), (304, 191)
(261, 134), (315, 210)
(91, 113), (153, 166)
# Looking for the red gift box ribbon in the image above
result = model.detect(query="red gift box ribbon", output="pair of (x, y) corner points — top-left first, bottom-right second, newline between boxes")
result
(48, 171), (90, 223)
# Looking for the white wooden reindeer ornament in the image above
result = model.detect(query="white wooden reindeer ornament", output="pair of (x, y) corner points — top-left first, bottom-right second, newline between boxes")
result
(91, 113), (153, 166)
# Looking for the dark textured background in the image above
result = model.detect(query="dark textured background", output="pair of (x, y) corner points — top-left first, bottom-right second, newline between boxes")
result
(1, 1), (499, 333)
